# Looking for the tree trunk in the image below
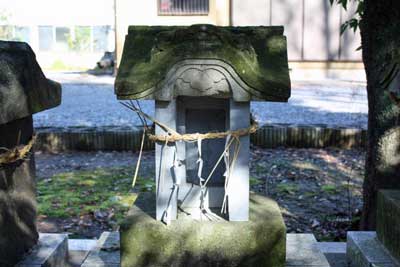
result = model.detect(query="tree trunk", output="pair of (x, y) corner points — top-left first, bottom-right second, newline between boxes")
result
(360, 0), (400, 230)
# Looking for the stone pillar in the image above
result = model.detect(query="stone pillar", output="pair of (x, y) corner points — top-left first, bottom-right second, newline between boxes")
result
(228, 99), (250, 221)
(155, 100), (178, 222)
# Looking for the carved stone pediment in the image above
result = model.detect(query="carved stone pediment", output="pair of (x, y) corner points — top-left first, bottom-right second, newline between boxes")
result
(115, 24), (291, 102)
(151, 59), (256, 101)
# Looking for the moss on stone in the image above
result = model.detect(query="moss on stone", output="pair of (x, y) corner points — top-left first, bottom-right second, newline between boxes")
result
(120, 192), (286, 267)
(377, 190), (400, 262)
(115, 24), (290, 102)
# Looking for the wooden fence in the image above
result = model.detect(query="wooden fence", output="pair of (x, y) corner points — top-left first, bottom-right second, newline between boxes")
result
(34, 124), (366, 152)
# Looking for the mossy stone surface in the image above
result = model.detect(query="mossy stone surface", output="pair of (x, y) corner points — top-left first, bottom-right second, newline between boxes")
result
(0, 41), (61, 124)
(0, 116), (38, 267)
(120, 192), (286, 267)
(377, 190), (400, 262)
(115, 24), (290, 102)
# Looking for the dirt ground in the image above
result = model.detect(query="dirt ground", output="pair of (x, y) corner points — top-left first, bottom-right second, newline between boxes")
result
(35, 146), (365, 241)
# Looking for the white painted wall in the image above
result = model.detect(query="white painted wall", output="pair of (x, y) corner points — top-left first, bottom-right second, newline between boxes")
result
(231, 0), (362, 62)
(1, 0), (115, 69)
(1, 0), (114, 26)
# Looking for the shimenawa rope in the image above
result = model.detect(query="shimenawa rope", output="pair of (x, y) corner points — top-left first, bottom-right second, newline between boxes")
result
(0, 134), (37, 165)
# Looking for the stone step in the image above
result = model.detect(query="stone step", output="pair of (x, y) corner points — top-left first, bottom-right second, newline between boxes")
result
(81, 232), (120, 267)
(286, 234), (331, 267)
(68, 239), (97, 267)
(75, 232), (333, 267)
(16, 233), (68, 267)
(318, 242), (347, 267)
(347, 231), (400, 267)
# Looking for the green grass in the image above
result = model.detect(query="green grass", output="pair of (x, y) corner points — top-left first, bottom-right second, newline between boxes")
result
(276, 183), (299, 195)
(321, 184), (339, 194)
(37, 168), (155, 223)
(250, 176), (263, 186)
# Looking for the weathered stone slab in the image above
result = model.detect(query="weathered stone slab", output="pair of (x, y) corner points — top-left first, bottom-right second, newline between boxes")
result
(115, 24), (291, 102)
(81, 232), (120, 267)
(347, 231), (399, 267)
(0, 41), (61, 125)
(286, 234), (330, 267)
(16, 233), (68, 267)
(120, 192), (286, 267)
(377, 190), (400, 262)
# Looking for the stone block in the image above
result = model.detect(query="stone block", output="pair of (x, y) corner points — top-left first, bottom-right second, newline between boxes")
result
(347, 231), (399, 267)
(81, 232), (120, 267)
(0, 116), (38, 267)
(286, 234), (330, 267)
(120, 192), (286, 267)
(377, 190), (400, 262)
(16, 233), (68, 267)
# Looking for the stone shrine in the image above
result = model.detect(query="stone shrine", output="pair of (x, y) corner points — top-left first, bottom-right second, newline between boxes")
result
(0, 41), (61, 267)
(115, 24), (291, 267)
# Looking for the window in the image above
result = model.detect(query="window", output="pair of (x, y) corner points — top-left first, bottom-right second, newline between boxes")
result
(55, 27), (70, 51)
(39, 26), (53, 51)
(93, 26), (111, 52)
(73, 26), (91, 51)
(14, 27), (30, 42)
(0, 26), (30, 42)
(0, 25), (14, 41)
(158, 0), (209, 15)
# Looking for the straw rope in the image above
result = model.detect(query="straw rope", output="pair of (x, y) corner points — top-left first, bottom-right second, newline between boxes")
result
(148, 123), (257, 142)
(120, 100), (258, 143)
(0, 134), (36, 165)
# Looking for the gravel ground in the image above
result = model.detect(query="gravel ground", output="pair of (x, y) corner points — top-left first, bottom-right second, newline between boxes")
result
(35, 147), (365, 241)
(34, 73), (367, 129)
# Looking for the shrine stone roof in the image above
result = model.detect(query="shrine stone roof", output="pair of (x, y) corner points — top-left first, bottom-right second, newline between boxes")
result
(115, 24), (291, 102)
(0, 41), (61, 124)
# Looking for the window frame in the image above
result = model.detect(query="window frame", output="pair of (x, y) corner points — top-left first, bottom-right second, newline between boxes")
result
(157, 0), (210, 16)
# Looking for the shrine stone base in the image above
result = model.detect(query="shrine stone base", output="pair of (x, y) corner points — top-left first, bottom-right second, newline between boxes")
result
(120, 192), (286, 267)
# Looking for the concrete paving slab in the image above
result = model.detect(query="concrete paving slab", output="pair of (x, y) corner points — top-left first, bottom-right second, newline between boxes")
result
(68, 251), (90, 267)
(347, 231), (400, 267)
(318, 242), (347, 267)
(69, 239), (97, 251)
(318, 242), (346, 254)
(81, 232), (120, 267)
(286, 233), (330, 267)
(16, 233), (68, 267)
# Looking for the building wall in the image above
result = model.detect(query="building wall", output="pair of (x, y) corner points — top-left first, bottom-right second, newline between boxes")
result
(0, 0), (115, 69)
(115, 0), (230, 65)
(231, 0), (362, 62)
(1, 0), (363, 72)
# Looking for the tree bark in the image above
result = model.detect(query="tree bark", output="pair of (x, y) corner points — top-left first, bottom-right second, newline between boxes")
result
(360, 0), (400, 230)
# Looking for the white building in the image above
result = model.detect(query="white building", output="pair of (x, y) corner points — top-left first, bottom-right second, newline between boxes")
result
(0, 0), (115, 69)
(1, 0), (364, 79)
